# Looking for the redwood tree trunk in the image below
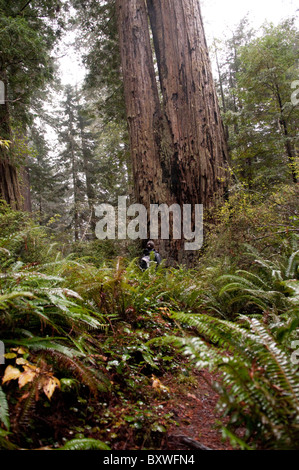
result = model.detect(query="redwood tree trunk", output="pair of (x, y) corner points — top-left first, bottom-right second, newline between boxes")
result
(116, 0), (229, 265)
(0, 72), (22, 210)
(147, 0), (229, 207)
(116, 0), (171, 209)
(0, 159), (22, 210)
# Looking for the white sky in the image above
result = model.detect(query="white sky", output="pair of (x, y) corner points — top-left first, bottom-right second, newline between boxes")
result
(58, 0), (298, 85)
(201, 0), (298, 41)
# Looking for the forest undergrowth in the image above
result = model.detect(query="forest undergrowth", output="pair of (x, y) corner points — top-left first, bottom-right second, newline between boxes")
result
(0, 184), (298, 451)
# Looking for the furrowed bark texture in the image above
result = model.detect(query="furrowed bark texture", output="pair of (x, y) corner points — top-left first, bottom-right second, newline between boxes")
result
(0, 159), (22, 210)
(116, 0), (171, 209)
(0, 73), (22, 210)
(116, 0), (229, 264)
(147, 0), (229, 207)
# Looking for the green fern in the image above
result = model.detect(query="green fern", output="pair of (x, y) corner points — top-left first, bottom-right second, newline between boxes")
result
(59, 438), (110, 450)
(168, 312), (299, 449)
(204, 248), (299, 319)
(0, 429), (18, 450)
(0, 386), (10, 430)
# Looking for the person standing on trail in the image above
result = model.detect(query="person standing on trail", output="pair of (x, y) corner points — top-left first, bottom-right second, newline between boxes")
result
(139, 240), (162, 270)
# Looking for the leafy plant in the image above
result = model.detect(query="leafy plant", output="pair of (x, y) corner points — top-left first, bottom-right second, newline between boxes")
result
(59, 438), (110, 450)
(0, 385), (10, 430)
(202, 245), (299, 319)
(164, 312), (299, 449)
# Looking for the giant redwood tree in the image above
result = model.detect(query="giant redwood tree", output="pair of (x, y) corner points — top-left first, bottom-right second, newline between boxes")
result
(116, 0), (229, 264)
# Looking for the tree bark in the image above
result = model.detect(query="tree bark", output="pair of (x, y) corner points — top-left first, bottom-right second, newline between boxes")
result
(276, 87), (297, 183)
(214, 42), (229, 142)
(116, 0), (229, 265)
(116, 0), (171, 209)
(0, 72), (22, 210)
(19, 165), (32, 212)
(147, 0), (229, 207)
(70, 130), (80, 242)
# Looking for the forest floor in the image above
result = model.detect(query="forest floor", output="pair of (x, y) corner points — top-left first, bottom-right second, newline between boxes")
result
(109, 368), (233, 451)
(158, 369), (233, 451)
(3, 333), (235, 451)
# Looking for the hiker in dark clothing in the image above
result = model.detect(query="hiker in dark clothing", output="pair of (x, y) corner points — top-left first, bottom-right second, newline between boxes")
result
(139, 240), (162, 270)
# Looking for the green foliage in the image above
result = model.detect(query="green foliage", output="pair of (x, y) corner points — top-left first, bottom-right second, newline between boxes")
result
(0, 201), (52, 265)
(59, 437), (110, 450)
(203, 184), (299, 268)
(71, 0), (126, 123)
(0, 206), (184, 449)
(0, 385), (10, 430)
(210, 247), (299, 317)
(0, 0), (65, 131)
(2, 0), (299, 453)
(214, 17), (299, 189)
(166, 312), (299, 449)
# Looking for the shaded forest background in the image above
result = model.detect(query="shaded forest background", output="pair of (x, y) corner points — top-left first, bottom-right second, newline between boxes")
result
(0, 0), (298, 451)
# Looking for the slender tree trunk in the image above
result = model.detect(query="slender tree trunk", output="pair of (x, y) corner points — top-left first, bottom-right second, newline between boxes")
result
(19, 165), (32, 212)
(214, 42), (229, 142)
(0, 159), (22, 210)
(14, 128), (32, 212)
(116, 0), (229, 265)
(77, 107), (97, 238)
(70, 131), (79, 242)
(281, 117), (297, 183)
(276, 87), (297, 183)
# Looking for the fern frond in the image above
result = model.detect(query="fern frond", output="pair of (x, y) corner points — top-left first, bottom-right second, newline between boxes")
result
(0, 429), (18, 450)
(285, 250), (299, 279)
(246, 316), (299, 410)
(0, 386), (10, 430)
(168, 312), (299, 449)
(43, 349), (110, 396)
(59, 438), (110, 450)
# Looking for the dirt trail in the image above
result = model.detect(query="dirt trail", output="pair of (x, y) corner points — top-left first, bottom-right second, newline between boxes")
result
(160, 369), (233, 451)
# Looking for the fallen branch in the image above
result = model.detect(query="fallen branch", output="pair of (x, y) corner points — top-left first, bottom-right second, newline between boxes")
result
(169, 434), (212, 450)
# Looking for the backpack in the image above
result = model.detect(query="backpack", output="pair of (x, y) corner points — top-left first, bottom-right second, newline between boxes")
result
(139, 249), (159, 270)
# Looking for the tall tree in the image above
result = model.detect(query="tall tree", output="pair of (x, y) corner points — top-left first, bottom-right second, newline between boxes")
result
(29, 122), (67, 225)
(0, 0), (64, 209)
(76, 92), (98, 238)
(237, 20), (299, 184)
(57, 86), (85, 241)
(216, 19), (299, 188)
(116, 0), (229, 264)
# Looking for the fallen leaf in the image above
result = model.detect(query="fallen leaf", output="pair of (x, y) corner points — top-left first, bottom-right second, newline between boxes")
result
(16, 357), (30, 366)
(11, 347), (26, 355)
(42, 376), (60, 400)
(4, 353), (17, 359)
(151, 375), (170, 392)
(18, 367), (37, 388)
(2, 365), (21, 384)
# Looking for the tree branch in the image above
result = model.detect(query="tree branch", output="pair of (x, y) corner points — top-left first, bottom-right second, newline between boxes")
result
(169, 434), (212, 450)
(19, 1), (32, 14)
